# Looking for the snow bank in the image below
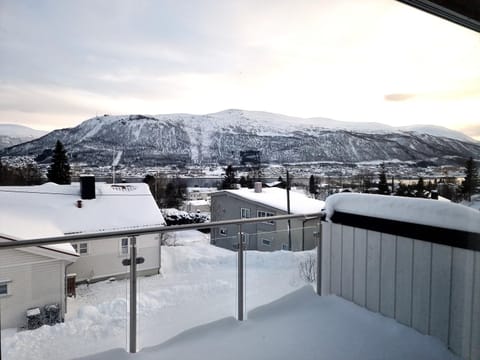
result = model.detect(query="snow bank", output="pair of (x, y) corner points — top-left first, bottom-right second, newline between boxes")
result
(78, 286), (457, 360)
(325, 193), (480, 233)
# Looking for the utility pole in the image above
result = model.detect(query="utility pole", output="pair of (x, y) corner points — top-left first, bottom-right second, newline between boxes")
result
(286, 169), (292, 251)
(129, 236), (137, 353)
(237, 224), (244, 321)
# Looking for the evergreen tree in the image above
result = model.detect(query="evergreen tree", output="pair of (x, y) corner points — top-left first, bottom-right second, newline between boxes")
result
(416, 177), (425, 197)
(239, 176), (248, 188)
(378, 162), (390, 195)
(277, 176), (286, 189)
(309, 175), (317, 195)
(395, 182), (409, 197)
(47, 140), (71, 184)
(461, 157), (479, 201)
(221, 165), (237, 189)
(143, 174), (186, 209)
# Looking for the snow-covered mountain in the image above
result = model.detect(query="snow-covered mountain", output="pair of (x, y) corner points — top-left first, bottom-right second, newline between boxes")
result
(0, 124), (47, 149)
(1, 110), (479, 166)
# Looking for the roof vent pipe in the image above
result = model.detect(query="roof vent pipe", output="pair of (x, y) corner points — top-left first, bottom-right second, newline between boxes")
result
(254, 182), (262, 193)
(80, 175), (96, 200)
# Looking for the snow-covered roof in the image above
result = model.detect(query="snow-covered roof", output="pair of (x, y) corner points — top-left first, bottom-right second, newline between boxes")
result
(221, 187), (324, 214)
(0, 182), (165, 240)
(325, 193), (480, 234)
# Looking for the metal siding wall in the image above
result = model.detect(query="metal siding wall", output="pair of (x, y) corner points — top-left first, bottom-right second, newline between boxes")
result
(353, 228), (367, 307)
(366, 231), (380, 312)
(341, 225), (354, 301)
(412, 240), (431, 334)
(430, 244), (452, 344)
(380, 233), (396, 318)
(395, 236), (413, 326)
(324, 223), (480, 360)
(321, 222), (331, 295)
(449, 248), (474, 359)
(330, 224), (342, 295)
(471, 252), (480, 360)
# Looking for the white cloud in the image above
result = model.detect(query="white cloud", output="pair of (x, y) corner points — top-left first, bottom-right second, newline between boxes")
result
(0, 0), (478, 133)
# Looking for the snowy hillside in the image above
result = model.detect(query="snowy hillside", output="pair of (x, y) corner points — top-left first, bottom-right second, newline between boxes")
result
(1, 110), (478, 166)
(398, 124), (475, 143)
(0, 124), (47, 149)
(1, 231), (457, 360)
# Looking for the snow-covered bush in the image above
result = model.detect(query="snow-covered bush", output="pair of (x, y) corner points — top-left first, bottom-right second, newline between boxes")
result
(298, 254), (316, 283)
(161, 208), (209, 226)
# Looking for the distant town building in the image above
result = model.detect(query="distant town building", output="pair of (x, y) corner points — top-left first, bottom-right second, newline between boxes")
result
(210, 185), (324, 251)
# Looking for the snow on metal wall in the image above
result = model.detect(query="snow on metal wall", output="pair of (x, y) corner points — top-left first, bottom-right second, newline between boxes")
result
(321, 222), (480, 360)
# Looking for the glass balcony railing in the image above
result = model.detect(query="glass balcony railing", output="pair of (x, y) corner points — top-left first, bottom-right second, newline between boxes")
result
(0, 212), (322, 360)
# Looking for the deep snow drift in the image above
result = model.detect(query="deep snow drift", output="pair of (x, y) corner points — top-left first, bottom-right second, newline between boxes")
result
(1, 231), (457, 360)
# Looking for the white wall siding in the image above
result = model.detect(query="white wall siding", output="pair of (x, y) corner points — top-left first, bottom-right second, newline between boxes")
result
(380, 233), (395, 318)
(341, 225), (354, 301)
(449, 248), (474, 359)
(0, 249), (66, 329)
(0, 248), (51, 267)
(412, 240), (431, 334)
(352, 228), (367, 307)
(366, 231), (381, 313)
(395, 236), (413, 327)
(471, 252), (480, 360)
(321, 222), (331, 295)
(330, 224), (342, 295)
(430, 244), (452, 344)
(321, 221), (480, 360)
(68, 234), (161, 282)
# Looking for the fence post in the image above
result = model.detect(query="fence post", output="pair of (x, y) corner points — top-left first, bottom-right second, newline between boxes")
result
(237, 224), (244, 321)
(129, 236), (137, 353)
(316, 218), (322, 296)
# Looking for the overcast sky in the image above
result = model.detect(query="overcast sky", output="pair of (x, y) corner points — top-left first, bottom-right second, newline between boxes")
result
(0, 0), (479, 139)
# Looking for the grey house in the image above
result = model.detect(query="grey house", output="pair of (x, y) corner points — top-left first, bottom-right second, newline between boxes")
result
(210, 186), (324, 251)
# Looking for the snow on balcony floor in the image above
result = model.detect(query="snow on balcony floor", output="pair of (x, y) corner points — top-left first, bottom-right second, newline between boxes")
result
(80, 286), (458, 360)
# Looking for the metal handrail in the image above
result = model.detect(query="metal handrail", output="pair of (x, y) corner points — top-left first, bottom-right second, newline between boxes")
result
(0, 212), (324, 249)
(0, 211), (324, 355)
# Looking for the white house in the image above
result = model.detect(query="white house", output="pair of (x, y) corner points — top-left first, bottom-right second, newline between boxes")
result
(0, 177), (165, 285)
(0, 216), (79, 329)
(210, 185), (324, 251)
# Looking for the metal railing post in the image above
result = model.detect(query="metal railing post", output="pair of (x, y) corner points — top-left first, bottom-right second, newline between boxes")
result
(316, 218), (322, 296)
(129, 236), (137, 353)
(237, 224), (244, 321)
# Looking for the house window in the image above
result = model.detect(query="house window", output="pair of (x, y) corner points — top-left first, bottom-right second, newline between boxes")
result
(72, 242), (88, 255)
(120, 238), (129, 255)
(241, 208), (250, 218)
(0, 280), (11, 297)
(262, 239), (271, 246)
(219, 228), (227, 236)
(282, 244), (289, 250)
(257, 210), (275, 224)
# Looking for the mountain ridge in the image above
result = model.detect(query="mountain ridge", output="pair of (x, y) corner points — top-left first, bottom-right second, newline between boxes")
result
(1, 110), (478, 166)
(0, 124), (47, 150)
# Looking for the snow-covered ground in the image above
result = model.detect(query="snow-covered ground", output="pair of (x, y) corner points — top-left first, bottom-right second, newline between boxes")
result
(1, 231), (457, 360)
